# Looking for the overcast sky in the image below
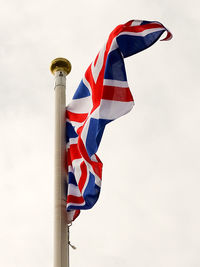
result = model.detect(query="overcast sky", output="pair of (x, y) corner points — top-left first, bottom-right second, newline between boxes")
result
(0, 0), (199, 267)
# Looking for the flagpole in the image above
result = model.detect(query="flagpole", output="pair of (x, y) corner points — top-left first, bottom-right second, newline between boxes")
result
(50, 58), (72, 267)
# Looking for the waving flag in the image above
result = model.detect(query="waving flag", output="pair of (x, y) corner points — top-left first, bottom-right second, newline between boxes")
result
(66, 19), (172, 223)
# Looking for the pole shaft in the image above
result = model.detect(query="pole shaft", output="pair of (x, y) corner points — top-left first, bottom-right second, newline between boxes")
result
(54, 70), (69, 267)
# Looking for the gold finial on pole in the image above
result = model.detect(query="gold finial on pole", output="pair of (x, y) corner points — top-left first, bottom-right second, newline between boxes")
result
(50, 57), (72, 75)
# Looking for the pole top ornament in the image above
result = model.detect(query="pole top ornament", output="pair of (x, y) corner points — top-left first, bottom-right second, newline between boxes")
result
(50, 57), (72, 75)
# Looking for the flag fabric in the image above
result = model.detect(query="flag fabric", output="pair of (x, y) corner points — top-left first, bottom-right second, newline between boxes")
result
(66, 19), (172, 223)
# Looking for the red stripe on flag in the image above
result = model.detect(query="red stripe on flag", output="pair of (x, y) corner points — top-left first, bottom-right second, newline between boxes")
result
(125, 22), (165, 33)
(69, 144), (81, 161)
(78, 137), (103, 178)
(69, 136), (102, 179)
(102, 85), (133, 102)
(66, 110), (88, 123)
(161, 30), (173, 41)
(73, 210), (80, 220)
(94, 51), (100, 67)
(78, 161), (87, 193)
(67, 195), (85, 204)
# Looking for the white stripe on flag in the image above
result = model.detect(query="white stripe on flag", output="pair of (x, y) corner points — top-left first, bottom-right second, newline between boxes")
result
(72, 158), (83, 184)
(67, 210), (77, 222)
(95, 175), (102, 187)
(80, 114), (93, 144)
(92, 99), (134, 120)
(91, 154), (98, 162)
(67, 96), (92, 114)
(103, 79), (129, 88)
(119, 27), (164, 38)
(91, 43), (106, 83)
(131, 20), (143, 26)
(83, 76), (92, 95)
(67, 137), (78, 148)
(68, 165), (73, 173)
(67, 183), (82, 197)
(67, 202), (85, 208)
(109, 38), (118, 53)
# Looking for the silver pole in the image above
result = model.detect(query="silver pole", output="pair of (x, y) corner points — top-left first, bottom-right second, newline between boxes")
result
(50, 58), (72, 267)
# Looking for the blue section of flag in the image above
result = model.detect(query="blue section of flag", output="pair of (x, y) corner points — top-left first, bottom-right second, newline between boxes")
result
(66, 122), (78, 142)
(68, 172), (77, 186)
(73, 80), (90, 99)
(141, 21), (151, 25)
(86, 118), (112, 157)
(117, 30), (165, 58)
(104, 49), (127, 81)
(96, 118), (112, 147)
(83, 173), (100, 209)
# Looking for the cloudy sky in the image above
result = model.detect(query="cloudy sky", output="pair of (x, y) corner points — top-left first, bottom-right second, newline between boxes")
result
(0, 0), (199, 266)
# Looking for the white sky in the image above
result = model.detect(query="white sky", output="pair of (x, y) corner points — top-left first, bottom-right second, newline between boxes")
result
(0, 0), (199, 266)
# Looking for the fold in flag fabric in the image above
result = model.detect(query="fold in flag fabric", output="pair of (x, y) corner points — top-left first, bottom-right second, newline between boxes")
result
(66, 19), (172, 223)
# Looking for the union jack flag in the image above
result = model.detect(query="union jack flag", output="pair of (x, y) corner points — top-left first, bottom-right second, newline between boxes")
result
(66, 19), (172, 223)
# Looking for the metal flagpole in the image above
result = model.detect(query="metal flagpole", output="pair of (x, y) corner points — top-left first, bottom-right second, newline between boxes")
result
(50, 58), (72, 267)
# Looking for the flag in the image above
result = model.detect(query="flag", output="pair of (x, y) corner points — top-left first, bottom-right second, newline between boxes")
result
(66, 19), (172, 223)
